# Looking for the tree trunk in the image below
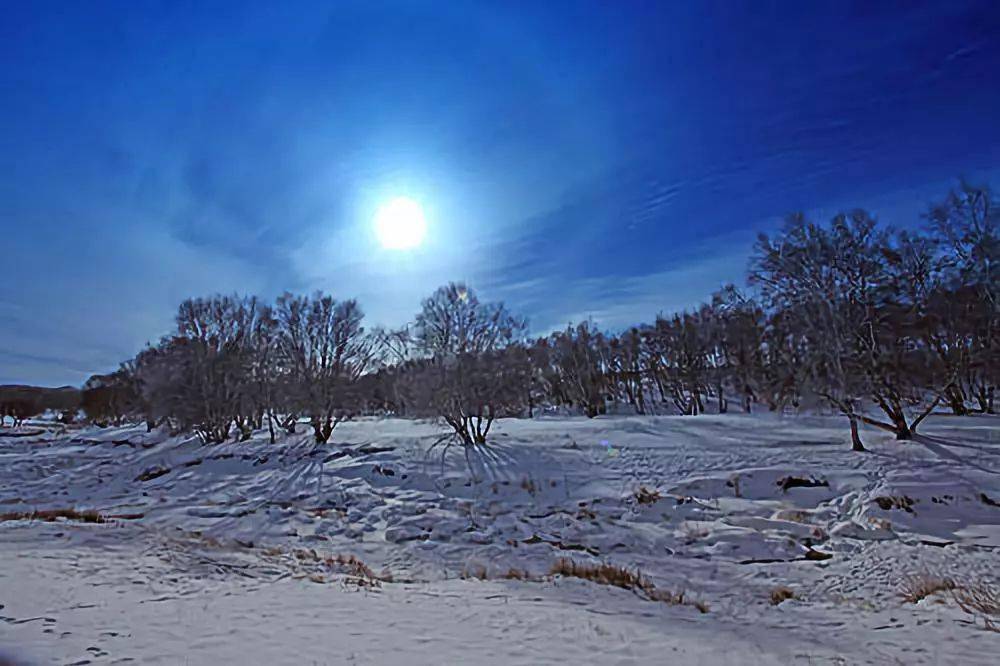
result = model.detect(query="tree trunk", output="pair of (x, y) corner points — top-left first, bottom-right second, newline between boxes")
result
(849, 416), (866, 452)
(312, 418), (332, 443)
(944, 384), (969, 416)
(975, 385), (995, 414)
(873, 394), (913, 440)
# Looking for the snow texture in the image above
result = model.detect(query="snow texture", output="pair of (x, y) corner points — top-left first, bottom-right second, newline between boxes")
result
(2, 413), (999, 664)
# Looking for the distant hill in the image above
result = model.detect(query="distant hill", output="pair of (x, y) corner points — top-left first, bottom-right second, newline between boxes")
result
(0, 385), (81, 411)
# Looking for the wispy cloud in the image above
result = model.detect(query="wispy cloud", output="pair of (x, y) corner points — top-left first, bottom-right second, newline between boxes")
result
(491, 230), (758, 334)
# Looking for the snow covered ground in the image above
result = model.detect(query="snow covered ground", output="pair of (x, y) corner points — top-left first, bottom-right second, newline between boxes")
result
(2, 413), (999, 664)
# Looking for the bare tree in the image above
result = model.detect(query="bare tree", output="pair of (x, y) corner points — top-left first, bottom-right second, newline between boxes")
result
(129, 295), (271, 443)
(708, 286), (766, 413)
(403, 284), (528, 452)
(751, 211), (942, 449)
(414, 282), (526, 356)
(928, 183), (998, 413)
(643, 312), (709, 415)
(274, 292), (374, 443)
(80, 181), (998, 450)
(365, 325), (415, 415)
(81, 370), (141, 426)
(403, 348), (529, 450)
(547, 321), (610, 417)
(607, 328), (648, 414)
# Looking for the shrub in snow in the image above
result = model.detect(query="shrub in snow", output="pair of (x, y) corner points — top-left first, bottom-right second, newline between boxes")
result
(402, 348), (530, 448)
(402, 283), (530, 454)
(274, 292), (375, 443)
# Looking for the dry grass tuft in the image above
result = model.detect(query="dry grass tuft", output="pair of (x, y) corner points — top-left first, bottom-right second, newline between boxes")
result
(897, 572), (999, 631)
(502, 567), (535, 581)
(634, 486), (662, 505)
(874, 495), (915, 513)
(680, 521), (711, 543)
(953, 580), (1000, 632)
(461, 564), (489, 580)
(290, 548), (382, 585)
(327, 553), (378, 582)
(774, 509), (812, 524)
(550, 558), (644, 588)
(770, 586), (796, 605)
(899, 572), (1000, 633)
(550, 558), (708, 613)
(899, 572), (957, 603)
(0, 508), (106, 523)
(647, 587), (709, 613)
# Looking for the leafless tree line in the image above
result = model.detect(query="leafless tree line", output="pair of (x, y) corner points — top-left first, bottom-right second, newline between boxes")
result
(78, 182), (996, 451)
(79, 293), (377, 444)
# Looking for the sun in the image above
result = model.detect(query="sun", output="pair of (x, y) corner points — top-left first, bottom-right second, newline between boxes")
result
(374, 197), (427, 250)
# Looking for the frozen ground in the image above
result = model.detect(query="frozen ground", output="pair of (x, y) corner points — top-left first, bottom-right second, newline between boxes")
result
(2, 413), (999, 664)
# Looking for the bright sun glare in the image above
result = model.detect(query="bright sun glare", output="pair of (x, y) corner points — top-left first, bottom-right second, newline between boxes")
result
(374, 197), (427, 250)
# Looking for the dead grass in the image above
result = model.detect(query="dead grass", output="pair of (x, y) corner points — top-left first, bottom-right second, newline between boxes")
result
(329, 553), (379, 582)
(0, 508), (106, 523)
(897, 572), (999, 631)
(289, 548), (383, 585)
(502, 567), (535, 581)
(551, 559), (645, 588)
(454, 559), (709, 614)
(899, 572), (957, 603)
(461, 564), (489, 580)
(460, 565), (545, 582)
(550, 558), (708, 613)
(874, 495), (915, 513)
(634, 486), (662, 505)
(770, 586), (796, 605)
(680, 521), (711, 543)
(773, 509), (812, 524)
(952, 580), (1000, 632)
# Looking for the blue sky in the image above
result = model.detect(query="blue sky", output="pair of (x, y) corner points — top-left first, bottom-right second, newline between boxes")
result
(2, 1), (999, 386)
